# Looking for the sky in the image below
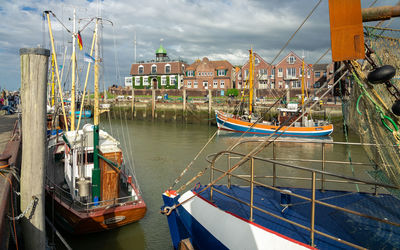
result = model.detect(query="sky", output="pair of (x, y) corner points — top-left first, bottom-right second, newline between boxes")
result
(0, 0), (399, 91)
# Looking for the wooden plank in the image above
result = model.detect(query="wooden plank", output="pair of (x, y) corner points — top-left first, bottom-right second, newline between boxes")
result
(329, 0), (365, 61)
(99, 151), (121, 203)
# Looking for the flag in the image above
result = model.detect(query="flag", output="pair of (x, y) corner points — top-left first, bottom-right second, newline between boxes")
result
(77, 31), (83, 50)
(84, 53), (95, 63)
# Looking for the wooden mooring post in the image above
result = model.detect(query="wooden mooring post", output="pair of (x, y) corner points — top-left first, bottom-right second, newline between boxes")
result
(208, 89), (212, 125)
(152, 89), (155, 119)
(20, 47), (49, 249)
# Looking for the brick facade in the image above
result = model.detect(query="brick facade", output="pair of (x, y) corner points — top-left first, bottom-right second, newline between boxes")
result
(236, 52), (273, 90)
(183, 57), (234, 90)
(274, 51), (314, 90)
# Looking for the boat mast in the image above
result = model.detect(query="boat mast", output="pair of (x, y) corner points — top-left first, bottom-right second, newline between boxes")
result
(301, 54), (305, 124)
(71, 8), (77, 130)
(249, 48), (254, 115)
(92, 18), (101, 202)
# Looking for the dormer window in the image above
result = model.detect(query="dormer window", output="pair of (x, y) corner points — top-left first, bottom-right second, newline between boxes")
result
(165, 64), (171, 74)
(288, 56), (296, 64)
(187, 70), (194, 77)
(217, 69), (226, 76)
(138, 65), (144, 74)
(151, 65), (157, 74)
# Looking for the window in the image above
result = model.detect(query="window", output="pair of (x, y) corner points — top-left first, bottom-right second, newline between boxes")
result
(315, 72), (321, 78)
(213, 80), (218, 88)
(170, 75), (176, 85)
(135, 77), (140, 86)
(161, 76), (166, 85)
(323, 72), (327, 77)
(187, 81), (192, 88)
(271, 81), (275, 89)
(279, 81), (283, 89)
(194, 81), (198, 88)
(286, 68), (296, 78)
(217, 69), (226, 76)
(203, 81), (208, 89)
(299, 67), (302, 76)
(151, 65), (157, 74)
(288, 56), (296, 64)
(138, 65), (144, 74)
(259, 69), (267, 76)
(271, 68), (275, 79)
(278, 68), (283, 77)
(187, 70), (194, 77)
(165, 65), (171, 74)
(292, 81), (301, 88)
(125, 77), (132, 86)
(255, 57), (260, 65)
(181, 65), (185, 72)
(307, 70), (311, 78)
(198, 72), (201, 76)
(143, 76), (149, 86)
(220, 80), (225, 88)
(245, 70), (249, 79)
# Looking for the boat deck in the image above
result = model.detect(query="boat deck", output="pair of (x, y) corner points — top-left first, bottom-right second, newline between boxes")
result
(194, 184), (400, 249)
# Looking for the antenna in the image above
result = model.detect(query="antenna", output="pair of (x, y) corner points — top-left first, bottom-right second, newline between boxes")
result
(134, 31), (137, 64)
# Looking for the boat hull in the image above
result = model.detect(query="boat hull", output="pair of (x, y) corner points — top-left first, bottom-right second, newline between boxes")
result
(162, 190), (311, 250)
(162, 186), (400, 249)
(216, 111), (333, 137)
(46, 187), (146, 234)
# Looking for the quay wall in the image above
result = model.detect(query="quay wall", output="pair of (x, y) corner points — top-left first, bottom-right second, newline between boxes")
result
(93, 99), (343, 124)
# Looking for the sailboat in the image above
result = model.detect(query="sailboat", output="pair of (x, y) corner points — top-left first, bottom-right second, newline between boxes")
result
(162, 2), (400, 249)
(45, 12), (146, 234)
(215, 49), (333, 137)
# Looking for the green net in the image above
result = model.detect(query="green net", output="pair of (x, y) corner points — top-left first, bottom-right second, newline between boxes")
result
(343, 26), (400, 191)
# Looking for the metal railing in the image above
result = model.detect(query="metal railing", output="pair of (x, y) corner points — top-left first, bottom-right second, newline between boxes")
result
(46, 176), (139, 214)
(206, 138), (400, 249)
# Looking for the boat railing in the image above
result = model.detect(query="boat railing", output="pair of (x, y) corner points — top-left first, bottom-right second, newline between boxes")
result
(46, 177), (139, 213)
(205, 138), (400, 249)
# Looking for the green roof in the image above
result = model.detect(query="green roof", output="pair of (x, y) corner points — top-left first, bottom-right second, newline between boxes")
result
(156, 44), (167, 54)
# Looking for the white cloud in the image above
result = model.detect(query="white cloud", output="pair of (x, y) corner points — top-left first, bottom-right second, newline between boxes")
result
(1, 0), (399, 90)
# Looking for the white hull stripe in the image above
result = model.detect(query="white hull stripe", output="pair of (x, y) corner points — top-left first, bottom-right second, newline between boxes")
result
(179, 191), (313, 250)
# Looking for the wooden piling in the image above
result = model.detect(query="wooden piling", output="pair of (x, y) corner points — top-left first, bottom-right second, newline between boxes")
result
(131, 88), (135, 117)
(208, 89), (212, 125)
(183, 89), (187, 122)
(20, 47), (50, 250)
(152, 89), (155, 119)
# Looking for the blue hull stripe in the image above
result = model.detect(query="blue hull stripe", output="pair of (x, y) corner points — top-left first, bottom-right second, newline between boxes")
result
(216, 115), (332, 137)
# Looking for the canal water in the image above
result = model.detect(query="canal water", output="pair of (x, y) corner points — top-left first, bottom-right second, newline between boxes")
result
(61, 118), (367, 250)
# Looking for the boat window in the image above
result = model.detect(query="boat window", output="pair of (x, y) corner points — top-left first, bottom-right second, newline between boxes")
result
(86, 152), (94, 164)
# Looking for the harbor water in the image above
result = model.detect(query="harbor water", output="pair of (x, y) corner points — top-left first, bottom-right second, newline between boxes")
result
(59, 118), (365, 249)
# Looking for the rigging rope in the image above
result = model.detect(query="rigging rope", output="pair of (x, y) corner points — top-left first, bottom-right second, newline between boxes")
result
(270, 0), (322, 65)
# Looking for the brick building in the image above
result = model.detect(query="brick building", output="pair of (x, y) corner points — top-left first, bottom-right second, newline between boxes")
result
(274, 51), (314, 90)
(126, 44), (187, 89)
(183, 57), (234, 90)
(313, 63), (328, 88)
(236, 52), (273, 89)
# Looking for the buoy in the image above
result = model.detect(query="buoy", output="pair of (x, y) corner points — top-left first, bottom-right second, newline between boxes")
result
(392, 100), (400, 116)
(367, 65), (396, 84)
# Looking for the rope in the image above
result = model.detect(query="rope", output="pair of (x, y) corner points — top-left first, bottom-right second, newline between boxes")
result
(168, 69), (349, 211)
(0, 172), (18, 249)
(270, 0), (322, 65)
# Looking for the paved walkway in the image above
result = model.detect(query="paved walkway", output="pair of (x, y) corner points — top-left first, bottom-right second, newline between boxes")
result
(0, 113), (18, 153)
